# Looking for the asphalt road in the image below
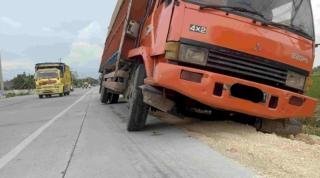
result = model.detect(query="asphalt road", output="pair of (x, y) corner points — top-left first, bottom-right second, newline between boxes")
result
(0, 88), (254, 178)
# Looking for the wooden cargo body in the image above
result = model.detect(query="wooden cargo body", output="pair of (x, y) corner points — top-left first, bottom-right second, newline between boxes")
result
(99, 0), (149, 73)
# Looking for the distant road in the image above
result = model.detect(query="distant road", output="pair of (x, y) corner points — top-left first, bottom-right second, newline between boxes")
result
(0, 88), (254, 178)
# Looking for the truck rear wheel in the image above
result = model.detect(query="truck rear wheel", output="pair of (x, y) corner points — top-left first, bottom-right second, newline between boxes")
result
(100, 86), (109, 103)
(127, 64), (149, 131)
(39, 95), (43, 99)
(110, 94), (119, 104)
(255, 118), (302, 136)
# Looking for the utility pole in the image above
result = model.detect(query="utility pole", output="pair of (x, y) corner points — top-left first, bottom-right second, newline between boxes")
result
(0, 52), (4, 98)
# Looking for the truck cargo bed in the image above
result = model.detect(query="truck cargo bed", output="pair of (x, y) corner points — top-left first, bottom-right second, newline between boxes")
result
(100, 0), (149, 73)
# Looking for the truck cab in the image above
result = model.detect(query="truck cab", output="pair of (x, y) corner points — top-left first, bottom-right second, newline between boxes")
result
(100, 0), (317, 134)
(35, 63), (72, 98)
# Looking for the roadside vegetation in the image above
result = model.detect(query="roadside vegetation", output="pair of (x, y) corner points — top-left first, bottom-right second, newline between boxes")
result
(2, 72), (35, 98)
(305, 67), (320, 136)
(70, 72), (99, 88)
(307, 67), (320, 98)
(5, 91), (33, 98)
(73, 77), (99, 88)
(4, 72), (35, 90)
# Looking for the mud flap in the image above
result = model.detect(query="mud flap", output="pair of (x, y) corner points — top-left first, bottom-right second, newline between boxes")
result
(255, 119), (302, 136)
(140, 85), (175, 112)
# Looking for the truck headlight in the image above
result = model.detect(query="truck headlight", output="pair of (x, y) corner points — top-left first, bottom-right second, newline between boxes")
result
(179, 44), (208, 66)
(286, 71), (306, 90)
(165, 42), (209, 66)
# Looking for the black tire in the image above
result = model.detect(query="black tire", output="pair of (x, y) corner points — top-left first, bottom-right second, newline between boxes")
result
(39, 95), (43, 99)
(127, 64), (149, 131)
(110, 94), (119, 104)
(59, 93), (63, 97)
(100, 86), (109, 103)
(255, 118), (302, 135)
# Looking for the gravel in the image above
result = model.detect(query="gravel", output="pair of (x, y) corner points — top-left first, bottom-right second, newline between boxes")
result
(153, 112), (320, 178)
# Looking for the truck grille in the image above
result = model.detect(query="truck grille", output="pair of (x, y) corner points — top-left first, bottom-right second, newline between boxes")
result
(207, 46), (288, 87)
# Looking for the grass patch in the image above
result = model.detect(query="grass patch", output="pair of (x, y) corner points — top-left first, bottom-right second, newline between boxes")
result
(5, 91), (32, 98)
(307, 72), (320, 98)
(304, 72), (320, 135)
(303, 104), (319, 136)
(5, 93), (16, 98)
(303, 119), (320, 136)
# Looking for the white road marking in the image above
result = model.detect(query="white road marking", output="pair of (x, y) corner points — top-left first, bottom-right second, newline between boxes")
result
(0, 90), (92, 170)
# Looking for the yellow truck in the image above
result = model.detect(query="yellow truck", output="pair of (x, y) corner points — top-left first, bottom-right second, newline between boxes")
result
(35, 63), (72, 98)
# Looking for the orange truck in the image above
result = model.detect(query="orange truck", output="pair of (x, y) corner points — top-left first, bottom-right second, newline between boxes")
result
(99, 0), (318, 134)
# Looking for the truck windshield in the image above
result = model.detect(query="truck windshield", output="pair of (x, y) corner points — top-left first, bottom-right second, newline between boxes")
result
(185, 0), (315, 39)
(36, 71), (59, 79)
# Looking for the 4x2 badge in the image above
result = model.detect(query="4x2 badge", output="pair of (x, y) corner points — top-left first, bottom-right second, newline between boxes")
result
(190, 24), (207, 34)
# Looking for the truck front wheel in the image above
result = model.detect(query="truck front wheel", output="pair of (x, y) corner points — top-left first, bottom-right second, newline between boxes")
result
(255, 118), (302, 135)
(127, 64), (149, 131)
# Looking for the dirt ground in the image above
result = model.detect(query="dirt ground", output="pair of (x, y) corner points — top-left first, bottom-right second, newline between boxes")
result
(152, 112), (320, 178)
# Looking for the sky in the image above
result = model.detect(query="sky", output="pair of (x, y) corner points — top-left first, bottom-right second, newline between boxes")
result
(0, 0), (320, 80)
(0, 0), (117, 80)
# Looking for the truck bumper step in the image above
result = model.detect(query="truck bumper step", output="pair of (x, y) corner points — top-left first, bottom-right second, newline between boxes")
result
(140, 85), (175, 112)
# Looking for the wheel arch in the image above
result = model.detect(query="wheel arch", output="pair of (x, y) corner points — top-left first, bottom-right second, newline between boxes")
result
(127, 47), (153, 78)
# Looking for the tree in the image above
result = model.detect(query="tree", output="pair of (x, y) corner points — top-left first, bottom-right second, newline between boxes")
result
(72, 77), (99, 88)
(84, 77), (99, 85)
(11, 72), (35, 90)
(70, 71), (80, 87)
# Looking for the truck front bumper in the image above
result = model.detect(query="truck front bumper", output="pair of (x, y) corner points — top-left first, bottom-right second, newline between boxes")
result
(148, 63), (317, 119)
(36, 85), (63, 95)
